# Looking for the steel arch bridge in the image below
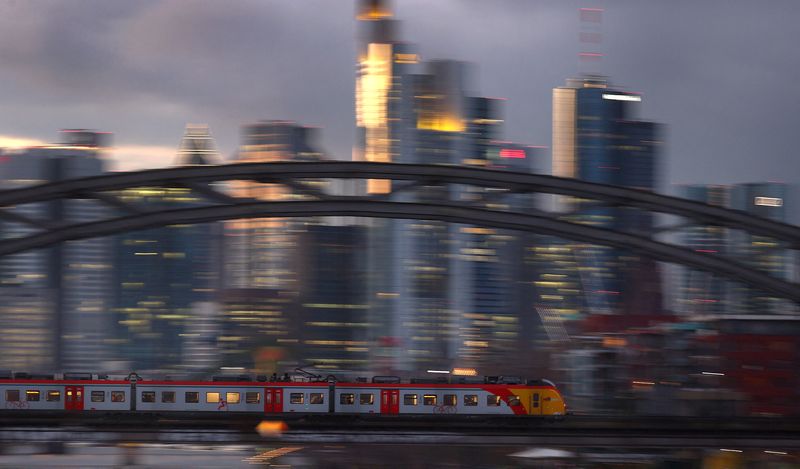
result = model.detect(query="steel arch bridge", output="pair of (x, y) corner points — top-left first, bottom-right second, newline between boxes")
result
(0, 161), (798, 302)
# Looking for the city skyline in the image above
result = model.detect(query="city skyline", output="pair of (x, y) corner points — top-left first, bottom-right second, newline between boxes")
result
(0, 0), (797, 187)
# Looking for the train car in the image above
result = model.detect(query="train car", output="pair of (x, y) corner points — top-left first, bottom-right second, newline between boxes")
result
(0, 372), (566, 418)
(333, 380), (565, 416)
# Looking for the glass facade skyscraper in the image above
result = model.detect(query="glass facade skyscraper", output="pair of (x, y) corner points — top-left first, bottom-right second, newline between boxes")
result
(550, 77), (662, 317)
(111, 124), (222, 371)
(0, 130), (111, 371)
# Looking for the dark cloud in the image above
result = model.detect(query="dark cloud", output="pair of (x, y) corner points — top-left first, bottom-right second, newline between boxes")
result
(0, 0), (798, 191)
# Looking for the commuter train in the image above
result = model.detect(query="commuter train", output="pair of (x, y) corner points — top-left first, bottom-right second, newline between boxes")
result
(0, 372), (566, 418)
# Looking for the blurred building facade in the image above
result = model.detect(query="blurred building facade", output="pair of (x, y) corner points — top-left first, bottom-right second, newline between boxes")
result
(0, 130), (112, 372)
(226, 121), (324, 291)
(549, 76), (663, 318)
(296, 224), (370, 371)
(111, 125), (223, 372)
(355, 0), (548, 373)
(678, 182), (793, 316)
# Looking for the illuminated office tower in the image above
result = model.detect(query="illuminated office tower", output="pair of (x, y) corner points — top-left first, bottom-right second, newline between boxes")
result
(226, 121), (324, 291)
(355, 0), (419, 371)
(296, 224), (370, 371)
(550, 76), (662, 316)
(111, 124), (223, 371)
(0, 130), (111, 371)
(355, 1), (546, 372)
(679, 185), (730, 316)
(729, 183), (791, 315)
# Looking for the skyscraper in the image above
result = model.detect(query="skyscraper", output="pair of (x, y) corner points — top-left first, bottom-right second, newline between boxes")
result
(550, 76), (662, 317)
(679, 185), (730, 316)
(296, 224), (370, 371)
(0, 130), (111, 371)
(355, 0), (548, 373)
(111, 124), (223, 371)
(729, 182), (791, 315)
(226, 121), (325, 291)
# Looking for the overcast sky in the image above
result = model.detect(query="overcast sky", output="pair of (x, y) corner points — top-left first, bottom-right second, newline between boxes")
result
(0, 0), (798, 189)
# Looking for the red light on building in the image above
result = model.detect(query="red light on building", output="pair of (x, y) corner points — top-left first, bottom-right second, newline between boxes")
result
(499, 148), (526, 159)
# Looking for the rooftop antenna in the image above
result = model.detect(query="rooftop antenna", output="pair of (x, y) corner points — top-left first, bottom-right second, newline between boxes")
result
(578, 6), (604, 76)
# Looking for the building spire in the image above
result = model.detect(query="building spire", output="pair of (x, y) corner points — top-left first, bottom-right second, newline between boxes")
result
(174, 124), (220, 166)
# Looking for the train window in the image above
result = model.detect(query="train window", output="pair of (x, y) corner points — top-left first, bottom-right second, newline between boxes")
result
(162, 391), (175, 403)
(359, 393), (374, 405)
(206, 392), (220, 404)
(47, 391), (61, 402)
(290, 393), (304, 404)
(5, 390), (19, 402)
(533, 393), (539, 408)
(464, 395), (478, 406)
(487, 395), (501, 406)
(185, 392), (199, 403)
(26, 390), (40, 402)
(111, 391), (126, 403)
(246, 392), (261, 404)
(403, 394), (418, 406)
(141, 392), (156, 403)
(340, 393), (354, 405)
(91, 391), (105, 402)
(309, 393), (324, 405)
(507, 395), (520, 407)
(226, 392), (240, 404)
(443, 394), (457, 406)
(423, 394), (437, 406)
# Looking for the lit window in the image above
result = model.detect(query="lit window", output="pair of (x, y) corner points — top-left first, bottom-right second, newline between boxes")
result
(226, 392), (240, 404)
(26, 390), (40, 402)
(47, 391), (61, 402)
(185, 392), (199, 403)
(404, 394), (418, 406)
(359, 393), (374, 405)
(5, 390), (19, 402)
(206, 392), (220, 404)
(423, 395), (437, 406)
(487, 395), (501, 406)
(111, 391), (126, 403)
(246, 392), (261, 404)
(290, 393), (304, 404)
(464, 395), (478, 406)
(507, 395), (520, 406)
(340, 393), (355, 405)
(443, 394), (456, 406)
(162, 391), (176, 403)
(310, 393), (324, 405)
(91, 391), (105, 402)
(141, 392), (156, 403)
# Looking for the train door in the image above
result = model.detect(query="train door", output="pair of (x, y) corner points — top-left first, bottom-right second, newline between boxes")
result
(530, 392), (542, 416)
(380, 389), (399, 415)
(65, 386), (84, 411)
(265, 388), (283, 413)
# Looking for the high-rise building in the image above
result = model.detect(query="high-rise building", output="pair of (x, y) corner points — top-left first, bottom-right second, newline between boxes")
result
(679, 185), (730, 316)
(550, 76), (663, 317)
(678, 183), (793, 316)
(729, 182), (791, 315)
(111, 124), (223, 371)
(226, 121), (324, 291)
(0, 130), (111, 371)
(355, 0), (547, 373)
(296, 224), (370, 371)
